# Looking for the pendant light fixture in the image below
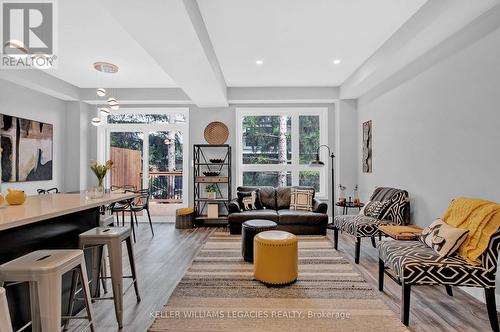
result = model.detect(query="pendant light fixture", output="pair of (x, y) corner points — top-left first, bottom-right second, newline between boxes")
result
(107, 97), (119, 110)
(99, 107), (110, 117)
(92, 61), (120, 125)
(91, 117), (102, 126)
(97, 88), (106, 97)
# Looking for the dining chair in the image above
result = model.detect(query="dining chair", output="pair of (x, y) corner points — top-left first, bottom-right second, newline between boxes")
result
(130, 189), (154, 237)
(37, 187), (60, 194)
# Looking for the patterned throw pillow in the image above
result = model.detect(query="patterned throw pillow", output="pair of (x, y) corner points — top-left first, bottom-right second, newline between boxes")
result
(381, 192), (408, 225)
(237, 190), (263, 211)
(420, 219), (469, 257)
(363, 200), (392, 219)
(290, 188), (314, 211)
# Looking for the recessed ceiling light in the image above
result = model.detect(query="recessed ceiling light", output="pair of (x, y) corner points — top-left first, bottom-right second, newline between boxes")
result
(333, 59), (341, 65)
(255, 60), (264, 66)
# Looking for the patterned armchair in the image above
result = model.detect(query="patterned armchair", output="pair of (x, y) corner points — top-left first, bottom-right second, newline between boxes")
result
(379, 230), (500, 330)
(330, 187), (410, 263)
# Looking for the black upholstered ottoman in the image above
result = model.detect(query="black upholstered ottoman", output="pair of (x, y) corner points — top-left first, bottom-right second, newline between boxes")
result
(241, 219), (278, 262)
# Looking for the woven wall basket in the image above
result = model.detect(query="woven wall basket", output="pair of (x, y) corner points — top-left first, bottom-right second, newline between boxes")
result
(204, 121), (229, 144)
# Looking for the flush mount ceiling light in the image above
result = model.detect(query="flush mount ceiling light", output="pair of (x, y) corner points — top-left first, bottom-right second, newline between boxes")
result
(333, 59), (342, 65)
(255, 59), (264, 66)
(93, 62), (119, 73)
(107, 98), (119, 110)
(99, 107), (110, 117)
(96, 88), (106, 97)
(91, 117), (102, 126)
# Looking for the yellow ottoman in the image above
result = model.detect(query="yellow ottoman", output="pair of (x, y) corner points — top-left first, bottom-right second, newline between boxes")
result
(254, 230), (298, 285)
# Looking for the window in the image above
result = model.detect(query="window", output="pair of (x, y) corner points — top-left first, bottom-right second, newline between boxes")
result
(236, 108), (328, 197)
(97, 108), (189, 213)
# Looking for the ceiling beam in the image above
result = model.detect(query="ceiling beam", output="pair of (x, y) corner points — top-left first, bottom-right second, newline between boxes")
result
(0, 70), (80, 101)
(341, 0), (500, 99)
(101, 0), (227, 107)
(228, 87), (339, 104)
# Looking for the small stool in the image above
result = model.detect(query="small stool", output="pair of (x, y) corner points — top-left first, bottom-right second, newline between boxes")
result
(73, 227), (140, 329)
(0, 250), (94, 332)
(241, 220), (278, 262)
(254, 231), (298, 285)
(0, 287), (13, 332)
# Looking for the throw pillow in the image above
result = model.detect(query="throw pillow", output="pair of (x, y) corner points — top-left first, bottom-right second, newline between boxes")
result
(290, 187), (314, 211)
(359, 201), (370, 215)
(237, 190), (263, 211)
(420, 219), (469, 257)
(381, 192), (408, 225)
(364, 200), (392, 219)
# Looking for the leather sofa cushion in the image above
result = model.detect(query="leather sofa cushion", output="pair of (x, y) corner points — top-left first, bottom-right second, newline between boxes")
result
(237, 186), (276, 210)
(228, 209), (279, 224)
(277, 209), (327, 226)
(276, 186), (315, 210)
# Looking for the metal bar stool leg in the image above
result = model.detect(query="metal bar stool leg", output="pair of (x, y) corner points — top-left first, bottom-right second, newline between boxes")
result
(64, 270), (79, 331)
(126, 237), (141, 302)
(107, 239), (124, 328)
(0, 287), (13, 332)
(29, 281), (41, 331)
(77, 260), (95, 332)
(36, 274), (62, 332)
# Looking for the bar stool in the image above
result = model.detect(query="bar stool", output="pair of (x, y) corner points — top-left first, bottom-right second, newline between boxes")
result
(71, 227), (140, 329)
(0, 250), (94, 332)
(0, 287), (13, 332)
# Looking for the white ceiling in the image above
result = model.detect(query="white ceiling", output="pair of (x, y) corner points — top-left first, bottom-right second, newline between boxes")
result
(45, 0), (177, 88)
(198, 0), (427, 87)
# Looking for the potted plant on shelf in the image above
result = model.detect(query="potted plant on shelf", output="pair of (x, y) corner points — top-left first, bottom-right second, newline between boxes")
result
(206, 184), (217, 200)
(90, 159), (113, 197)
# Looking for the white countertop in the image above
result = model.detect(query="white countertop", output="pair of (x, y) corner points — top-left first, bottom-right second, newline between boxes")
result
(0, 192), (137, 231)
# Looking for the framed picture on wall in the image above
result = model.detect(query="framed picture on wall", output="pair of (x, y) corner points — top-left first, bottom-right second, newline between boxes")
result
(362, 120), (372, 173)
(0, 114), (54, 182)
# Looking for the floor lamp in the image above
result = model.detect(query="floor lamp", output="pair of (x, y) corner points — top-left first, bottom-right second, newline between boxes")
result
(310, 145), (335, 221)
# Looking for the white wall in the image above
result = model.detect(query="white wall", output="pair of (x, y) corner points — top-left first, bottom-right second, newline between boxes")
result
(0, 79), (67, 195)
(356, 24), (500, 302)
(64, 101), (95, 192)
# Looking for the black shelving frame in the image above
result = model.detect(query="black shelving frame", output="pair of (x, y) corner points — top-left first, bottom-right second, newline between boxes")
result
(193, 144), (232, 226)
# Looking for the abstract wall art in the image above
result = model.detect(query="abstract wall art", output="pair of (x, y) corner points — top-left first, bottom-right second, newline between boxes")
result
(362, 120), (372, 173)
(1, 114), (53, 182)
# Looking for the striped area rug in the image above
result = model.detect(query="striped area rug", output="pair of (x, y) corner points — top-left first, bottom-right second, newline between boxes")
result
(149, 231), (408, 331)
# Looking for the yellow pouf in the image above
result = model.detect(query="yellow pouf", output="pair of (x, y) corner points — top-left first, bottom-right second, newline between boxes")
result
(254, 230), (298, 285)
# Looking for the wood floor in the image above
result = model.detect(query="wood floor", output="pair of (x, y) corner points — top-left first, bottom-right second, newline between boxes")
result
(70, 223), (496, 332)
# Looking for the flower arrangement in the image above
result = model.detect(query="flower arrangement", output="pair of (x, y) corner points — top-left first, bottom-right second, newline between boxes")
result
(90, 160), (113, 187)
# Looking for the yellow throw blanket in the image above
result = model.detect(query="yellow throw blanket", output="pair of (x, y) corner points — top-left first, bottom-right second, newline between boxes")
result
(443, 197), (500, 265)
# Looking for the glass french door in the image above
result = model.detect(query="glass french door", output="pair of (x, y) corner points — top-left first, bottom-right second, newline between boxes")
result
(105, 128), (187, 216)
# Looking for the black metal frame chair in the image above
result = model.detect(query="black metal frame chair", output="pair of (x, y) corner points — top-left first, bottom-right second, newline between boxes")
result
(379, 229), (500, 331)
(130, 189), (154, 237)
(37, 187), (59, 194)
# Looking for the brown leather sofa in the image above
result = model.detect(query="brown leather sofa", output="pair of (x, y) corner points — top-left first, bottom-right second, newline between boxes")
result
(228, 186), (328, 235)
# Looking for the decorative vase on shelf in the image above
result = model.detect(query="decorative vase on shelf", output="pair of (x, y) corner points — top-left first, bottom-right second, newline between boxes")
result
(353, 185), (360, 205)
(338, 185), (347, 204)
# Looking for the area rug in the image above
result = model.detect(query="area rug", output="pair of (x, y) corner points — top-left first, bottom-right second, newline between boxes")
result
(149, 232), (408, 331)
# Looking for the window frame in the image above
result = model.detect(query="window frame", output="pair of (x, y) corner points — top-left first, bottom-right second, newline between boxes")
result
(235, 107), (328, 198)
(97, 107), (190, 207)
